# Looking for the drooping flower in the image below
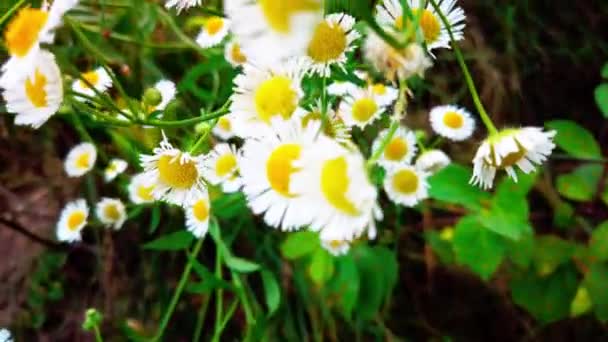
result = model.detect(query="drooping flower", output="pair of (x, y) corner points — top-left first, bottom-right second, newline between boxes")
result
(371, 126), (418, 169)
(57, 199), (89, 242)
(96, 198), (127, 230)
(196, 16), (231, 48)
(429, 104), (475, 141)
(185, 191), (211, 238)
(384, 164), (429, 207)
(64, 142), (97, 177)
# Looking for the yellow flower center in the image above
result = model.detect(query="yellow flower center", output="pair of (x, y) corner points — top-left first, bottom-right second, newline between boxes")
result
(320, 157), (358, 215)
(75, 153), (91, 170)
(266, 143), (301, 197)
(157, 154), (199, 189)
(79, 70), (100, 89)
(372, 83), (387, 95)
(67, 211), (86, 231)
(395, 9), (441, 43)
(259, 0), (320, 33)
(217, 117), (232, 131)
(4, 8), (48, 57)
(384, 137), (408, 161)
(254, 76), (298, 123)
(215, 153), (237, 177)
(137, 185), (155, 201)
(192, 199), (209, 221)
(103, 204), (121, 221)
(392, 169), (419, 194)
(205, 16), (224, 35)
(301, 111), (322, 127)
(25, 68), (48, 108)
(351, 98), (378, 123)
(329, 240), (344, 249)
(106, 163), (117, 173)
(307, 21), (347, 63)
(491, 144), (527, 169)
(230, 43), (247, 64)
(442, 111), (464, 129)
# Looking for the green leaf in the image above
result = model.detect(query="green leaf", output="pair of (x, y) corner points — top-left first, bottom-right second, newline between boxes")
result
(328, 256), (360, 319)
(533, 236), (575, 276)
(496, 171), (538, 197)
(425, 230), (455, 264)
(142, 230), (194, 251)
(583, 263), (608, 322)
(187, 256), (234, 293)
(590, 221), (608, 262)
(479, 184), (530, 240)
(545, 120), (601, 159)
(148, 205), (161, 234)
(595, 83), (608, 117)
(511, 265), (578, 324)
(261, 269), (281, 316)
(505, 225), (535, 269)
(452, 216), (506, 280)
(428, 164), (491, 211)
(308, 248), (335, 285)
(556, 164), (602, 201)
(224, 255), (260, 273)
(570, 285), (593, 318)
(281, 231), (320, 260)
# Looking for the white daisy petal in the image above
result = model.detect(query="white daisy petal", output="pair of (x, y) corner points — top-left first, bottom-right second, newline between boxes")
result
(372, 126), (418, 169)
(185, 191), (211, 238)
(104, 158), (128, 182)
(57, 199), (89, 242)
(128, 173), (157, 204)
(95, 198), (127, 230)
(384, 165), (429, 207)
(415, 149), (451, 173)
(72, 67), (112, 99)
(196, 17), (231, 48)
(202, 143), (243, 193)
(429, 104), (475, 141)
(338, 87), (386, 129)
(64, 142), (97, 177)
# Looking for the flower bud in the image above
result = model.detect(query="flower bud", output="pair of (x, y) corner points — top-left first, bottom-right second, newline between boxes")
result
(142, 88), (162, 107)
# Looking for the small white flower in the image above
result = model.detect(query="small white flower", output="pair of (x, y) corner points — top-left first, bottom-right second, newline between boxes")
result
(371, 126), (418, 169)
(384, 165), (429, 207)
(151, 79), (177, 112)
(339, 87), (386, 129)
(212, 114), (237, 140)
(64, 142), (97, 177)
(72, 67), (112, 99)
(128, 173), (157, 204)
(202, 143), (242, 193)
(415, 149), (451, 173)
(96, 198), (127, 230)
(430, 105), (475, 141)
(57, 199), (89, 242)
(471, 127), (556, 189)
(369, 82), (399, 107)
(321, 238), (350, 256)
(363, 35), (432, 81)
(196, 16), (231, 48)
(104, 158), (128, 182)
(224, 40), (248, 67)
(185, 191), (211, 238)
(165, 0), (200, 13)
(327, 80), (359, 97)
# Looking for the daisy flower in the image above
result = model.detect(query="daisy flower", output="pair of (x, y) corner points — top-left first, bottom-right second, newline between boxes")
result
(196, 16), (231, 48)
(327, 80), (359, 97)
(0, 329), (12, 342)
(305, 13), (360, 76)
(56, 199), (89, 242)
(104, 158), (128, 182)
(471, 127), (556, 189)
(415, 149), (451, 173)
(376, 0), (466, 53)
(363, 34), (432, 81)
(226, 0), (323, 66)
(64, 142), (97, 177)
(165, 0), (200, 13)
(128, 173), (157, 204)
(202, 143), (242, 193)
(95, 198), (127, 230)
(149, 80), (177, 112)
(230, 58), (308, 137)
(140, 135), (206, 206)
(72, 67), (112, 99)
(212, 114), (237, 140)
(371, 126), (418, 168)
(224, 41), (248, 67)
(321, 238), (351, 256)
(1, 50), (63, 128)
(291, 138), (381, 242)
(369, 82), (399, 107)
(0, 0), (78, 85)
(384, 164), (429, 207)
(339, 88), (386, 129)
(239, 118), (320, 231)
(430, 105), (475, 141)
(185, 191), (211, 238)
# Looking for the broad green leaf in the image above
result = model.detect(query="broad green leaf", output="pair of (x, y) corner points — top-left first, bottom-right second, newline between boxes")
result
(511, 265), (578, 324)
(425, 230), (455, 264)
(590, 221), (608, 262)
(556, 164), (602, 201)
(428, 164), (491, 211)
(308, 249), (335, 285)
(570, 285), (593, 318)
(281, 231), (320, 260)
(545, 120), (601, 159)
(553, 201), (576, 229)
(224, 255), (260, 273)
(583, 263), (608, 322)
(595, 83), (608, 117)
(452, 216), (506, 280)
(505, 225), (535, 269)
(261, 269), (281, 315)
(479, 184), (530, 240)
(533, 236), (575, 276)
(496, 171), (538, 196)
(142, 230), (194, 251)
(328, 256), (360, 319)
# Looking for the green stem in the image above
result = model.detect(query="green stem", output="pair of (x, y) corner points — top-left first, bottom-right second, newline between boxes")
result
(93, 326), (103, 342)
(0, 0), (25, 26)
(320, 75), (328, 128)
(155, 5), (207, 56)
(145, 108), (229, 128)
(231, 271), (255, 326)
(212, 247), (224, 342)
(152, 237), (205, 342)
(428, 0), (498, 135)
(189, 125), (213, 154)
(192, 295), (211, 342)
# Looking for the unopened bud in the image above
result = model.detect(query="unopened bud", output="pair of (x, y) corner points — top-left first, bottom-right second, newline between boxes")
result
(143, 88), (162, 107)
(82, 308), (103, 331)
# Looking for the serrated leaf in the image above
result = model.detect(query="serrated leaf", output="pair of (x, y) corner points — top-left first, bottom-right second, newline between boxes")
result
(308, 249), (335, 285)
(583, 263), (608, 322)
(428, 164), (491, 211)
(281, 231), (320, 260)
(261, 269), (281, 315)
(546, 120), (601, 159)
(595, 83), (608, 117)
(590, 221), (608, 262)
(556, 164), (602, 201)
(533, 236), (575, 276)
(142, 230), (194, 251)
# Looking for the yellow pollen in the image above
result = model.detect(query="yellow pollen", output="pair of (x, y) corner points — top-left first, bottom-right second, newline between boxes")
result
(79, 70), (100, 89)
(217, 117), (232, 131)
(266, 144), (301, 197)
(205, 17), (224, 35)
(384, 137), (408, 161)
(351, 98), (378, 123)
(215, 153), (237, 177)
(329, 240), (344, 249)
(67, 211), (86, 231)
(254, 76), (298, 122)
(192, 199), (209, 221)
(75, 153), (91, 170)
(137, 185), (155, 201)
(372, 83), (387, 95)
(320, 157), (358, 215)
(230, 43), (247, 64)
(103, 204), (121, 221)
(395, 9), (441, 43)
(4, 8), (49, 57)
(392, 169), (419, 194)
(25, 68), (48, 108)
(157, 154), (199, 189)
(259, 0), (320, 33)
(443, 111), (464, 129)
(307, 21), (347, 62)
